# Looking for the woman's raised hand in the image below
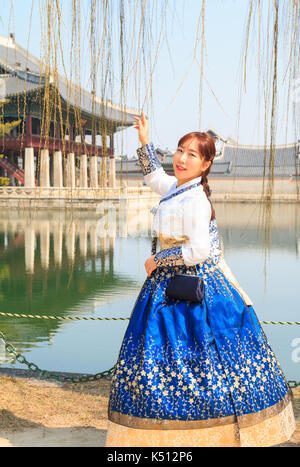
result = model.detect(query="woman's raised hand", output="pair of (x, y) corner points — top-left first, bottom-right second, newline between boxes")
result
(133, 110), (149, 147)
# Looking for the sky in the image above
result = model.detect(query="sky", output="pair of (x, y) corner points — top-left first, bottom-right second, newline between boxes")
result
(0, 0), (298, 158)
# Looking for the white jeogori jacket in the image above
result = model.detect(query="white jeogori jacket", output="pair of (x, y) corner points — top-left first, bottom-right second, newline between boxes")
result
(136, 141), (219, 268)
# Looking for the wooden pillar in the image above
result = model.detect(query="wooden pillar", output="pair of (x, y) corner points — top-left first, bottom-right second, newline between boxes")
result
(108, 156), (116, 188)
(92, 127), (96, 156)
(26, 115), (32, 147)
(53, 151), (63, 187)
(79, 154), (88, 188)
(90, 156), (98, 188)
(24, 147), (35, 188)
(66, 152), (75, 188)
(68, 124), (74, 154)
(109, 132), (114, 153)
(100, 133), (108, 188)
(100, 156), (107, 188)
(40, 149), (50, 187)
(56, 121), (61, 140)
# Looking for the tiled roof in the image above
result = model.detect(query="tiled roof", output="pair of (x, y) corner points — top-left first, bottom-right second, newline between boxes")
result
(210, 143), (299, 177)
(223, 144), (298, 167)
(0, 36), (41, 74)
(0, 35), (139, 124)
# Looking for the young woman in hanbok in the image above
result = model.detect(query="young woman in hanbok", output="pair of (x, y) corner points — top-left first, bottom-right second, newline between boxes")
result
(105, 111), (295, 447)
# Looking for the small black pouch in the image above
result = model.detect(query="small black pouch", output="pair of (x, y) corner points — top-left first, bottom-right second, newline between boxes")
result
(166, 274), (205, 304)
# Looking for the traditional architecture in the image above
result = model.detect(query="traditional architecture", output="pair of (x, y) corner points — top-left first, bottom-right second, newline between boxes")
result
(206, 129), (300, 179)
(0, 34), (139, 189)
(156, 128), (300, 179)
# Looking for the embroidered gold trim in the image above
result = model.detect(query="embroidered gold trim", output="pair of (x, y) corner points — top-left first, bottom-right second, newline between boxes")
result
(105, 419), (241, 447)
(106, 400), (295, 447)
(108, 409), (237, 430)
(108, 390), (292, 431)
(158, 234), (189, 250)
(238, 389), (292, 428)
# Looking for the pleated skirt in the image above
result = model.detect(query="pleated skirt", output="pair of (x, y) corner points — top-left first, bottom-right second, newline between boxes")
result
(105, 252), (295, 447)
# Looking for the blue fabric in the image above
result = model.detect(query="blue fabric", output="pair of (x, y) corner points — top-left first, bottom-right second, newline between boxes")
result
(108, 257), (290, 424)
(165, 274), (205, 303)
(136, 142), (162, 175)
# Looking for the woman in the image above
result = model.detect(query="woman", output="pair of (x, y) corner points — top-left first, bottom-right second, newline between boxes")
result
(105, 111), (295, 447)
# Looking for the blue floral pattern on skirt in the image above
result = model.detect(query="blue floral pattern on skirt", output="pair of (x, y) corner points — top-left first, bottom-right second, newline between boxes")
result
(108, 256), (290, 425)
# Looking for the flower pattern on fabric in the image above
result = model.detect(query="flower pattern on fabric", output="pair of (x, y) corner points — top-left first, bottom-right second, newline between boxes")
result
(108, 258), (291, 429)
(137, 142), (162, 176)
(208, 219), (221, 264)
(154, 246), (185, 267)
(109, 327), (290, 424)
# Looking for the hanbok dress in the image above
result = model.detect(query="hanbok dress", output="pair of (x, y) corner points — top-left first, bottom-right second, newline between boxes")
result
(105, 142), (296, 447)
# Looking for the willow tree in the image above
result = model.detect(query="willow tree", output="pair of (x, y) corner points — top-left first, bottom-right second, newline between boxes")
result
(1, 0), (299, 275)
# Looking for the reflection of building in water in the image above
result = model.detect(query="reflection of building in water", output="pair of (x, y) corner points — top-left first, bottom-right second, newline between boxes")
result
(0, 203), (299, 352)
(0, 202), (299, 275)
(0, 207), (149, 349)
(214, 202), (300, 256)
(0, 201), (154, 273)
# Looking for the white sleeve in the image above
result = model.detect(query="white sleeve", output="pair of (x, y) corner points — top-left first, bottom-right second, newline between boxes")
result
(154, 192), (211, 268)
(136, 142), (177, 196)
(181, 194), (211, 266)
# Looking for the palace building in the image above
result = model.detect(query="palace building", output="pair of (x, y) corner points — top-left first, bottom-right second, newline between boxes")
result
(0, 35), (299, 198)
(0, 34), (139, 189)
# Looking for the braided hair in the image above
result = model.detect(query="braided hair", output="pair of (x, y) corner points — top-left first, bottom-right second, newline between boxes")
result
(177, 131), (216, 221)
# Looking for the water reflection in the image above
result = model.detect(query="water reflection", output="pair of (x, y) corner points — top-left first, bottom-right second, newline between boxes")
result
(0, 201), (299, 377)
(0, 202), (154, 361)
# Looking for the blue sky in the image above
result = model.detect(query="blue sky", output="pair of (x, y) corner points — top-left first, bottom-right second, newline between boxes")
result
(0, 0), (297, 157)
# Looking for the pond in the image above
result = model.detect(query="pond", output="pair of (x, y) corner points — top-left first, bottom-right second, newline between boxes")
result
(0, 201), (299, 382)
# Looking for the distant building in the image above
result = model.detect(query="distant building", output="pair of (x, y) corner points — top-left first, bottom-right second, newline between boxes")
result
(156, 128), (300, 179)
(0, 34), (139, 188)
(206, 128), (300, 179)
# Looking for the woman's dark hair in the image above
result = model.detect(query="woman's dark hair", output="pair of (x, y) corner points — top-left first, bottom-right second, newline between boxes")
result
(177, 131), (216, 221)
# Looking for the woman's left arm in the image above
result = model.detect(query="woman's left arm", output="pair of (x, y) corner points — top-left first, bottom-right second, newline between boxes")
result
(137, 142), (177, 196)
(153, 195), (211, 268)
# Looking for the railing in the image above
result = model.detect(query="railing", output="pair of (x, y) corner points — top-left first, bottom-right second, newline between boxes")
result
(0, 154), (25, 184)
(0, 185), (160, 200)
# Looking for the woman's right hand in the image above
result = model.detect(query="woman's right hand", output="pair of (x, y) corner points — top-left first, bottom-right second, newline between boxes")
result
(133, 111), (149, 146)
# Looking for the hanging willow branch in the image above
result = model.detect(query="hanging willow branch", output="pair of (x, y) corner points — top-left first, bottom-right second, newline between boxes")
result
(238, 0), (299, 293)
(0, 0), (298, 273)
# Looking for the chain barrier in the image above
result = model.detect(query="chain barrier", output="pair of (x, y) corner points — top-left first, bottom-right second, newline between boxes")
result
(1, 310), (300, 386)
(0, 312), (128, 321)
(0, 332), (115, 383)
(0, 330), (299, 388)
(1, 311), (300, 325)
(260, 321), (300, 326)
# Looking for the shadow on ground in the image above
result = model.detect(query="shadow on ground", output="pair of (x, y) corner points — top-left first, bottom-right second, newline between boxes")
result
(0, 410), (106, 447)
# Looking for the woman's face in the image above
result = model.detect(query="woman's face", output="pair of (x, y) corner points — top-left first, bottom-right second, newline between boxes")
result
(173, 138), (211, 187)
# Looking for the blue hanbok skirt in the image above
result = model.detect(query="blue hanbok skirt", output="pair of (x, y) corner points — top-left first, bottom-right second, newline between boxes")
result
(106, 253), (295, 447)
